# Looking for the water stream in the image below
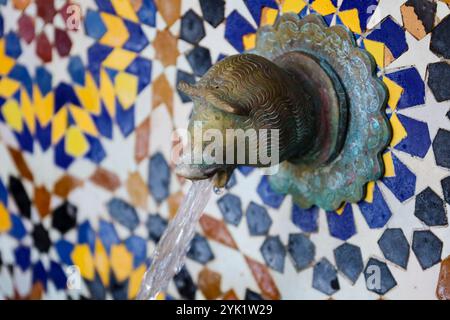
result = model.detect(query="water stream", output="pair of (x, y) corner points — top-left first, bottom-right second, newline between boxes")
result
(137, 178), (214, 300)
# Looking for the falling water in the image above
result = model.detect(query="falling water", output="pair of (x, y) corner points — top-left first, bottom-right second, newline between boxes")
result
(137, 178), (214, 300)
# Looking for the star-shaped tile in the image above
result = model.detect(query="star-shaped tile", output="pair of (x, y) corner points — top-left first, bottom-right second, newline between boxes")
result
(199, 21), (238, 61)
(367, 0), (406, 29)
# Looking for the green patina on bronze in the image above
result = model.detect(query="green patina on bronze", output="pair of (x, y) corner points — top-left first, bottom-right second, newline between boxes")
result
(176, 13), (391, 211)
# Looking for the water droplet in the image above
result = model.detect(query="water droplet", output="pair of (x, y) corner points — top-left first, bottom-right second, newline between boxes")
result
(213, 186), (224, 195)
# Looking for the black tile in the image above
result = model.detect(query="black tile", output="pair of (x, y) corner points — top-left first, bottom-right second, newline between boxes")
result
(110, 272), (129, 300)
(334, 243), (364, 284)
(431, 15), (450, 59)
(246, 201), (272, 236)
(176, 70), (196, 103)
(107, 198), (139, 230)
(260, 236), (286, 273)
(363, 258), (397, 295)
(433, 128), (450, 169)
(180, 9), (205, 45)
(412, 230), (443, 270)
(405, 0), (436, 33)
(414, 187), (447, 226)
(378, 229), (410, 269)
(200, 0), (225, 27)
(174, 266), (197, 299)
(187, 234), (214, 264)
(288, 233), (315, 271)
(428, 62), (450, 102)
(148, 152), (170, 204)
(217, 193), (243, 226)
(146, 214), (167, 243)
(8, 176), (31, 219)
(52, 201), (77, 234)
(312, 258), (340, 296)
(442, 176), (450, 205)
(32, 224), (51, 253)
(245, 288), (264, 300)
(186, 46), (212, 77)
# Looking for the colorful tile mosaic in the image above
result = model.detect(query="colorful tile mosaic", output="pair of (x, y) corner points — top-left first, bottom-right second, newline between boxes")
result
(0, 0), (449, 300)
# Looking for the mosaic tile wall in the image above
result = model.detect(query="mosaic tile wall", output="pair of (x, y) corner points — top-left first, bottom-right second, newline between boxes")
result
(0, 0), (449, 300)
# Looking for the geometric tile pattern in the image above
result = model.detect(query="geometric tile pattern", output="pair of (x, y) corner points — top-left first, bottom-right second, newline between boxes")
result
(0, 0), (449, 300)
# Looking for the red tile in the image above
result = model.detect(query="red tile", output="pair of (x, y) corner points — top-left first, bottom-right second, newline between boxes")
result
(55, 29), (72, 57)
(18, 14), (35, 44)
(245, 256), (280, 300)
(90, 167), (121, 192)
(200, 214), (238, 249)
(36, 32), (52, 63)
(36, 0), (57, 24)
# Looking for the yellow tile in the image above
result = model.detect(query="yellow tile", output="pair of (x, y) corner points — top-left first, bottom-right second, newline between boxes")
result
(389, 113), (407, 148)
(69, 105), (98, 137)
(383, 151), (395, 178)
(34, 86), (54, 127)
(52, 108), (68, 144)
(280, 0), (307, 14)
(75, 73), (101, 115)
(2, 99), (23, 133)
(335, 203), (346, 215)
(100, 12), (129, 48)
(100, 68), (116, 117)
(363, 39), (385, 69)
(128, 264), (146, 299)
(243, 33), (256, 51)
(383, 76), (404, 110)
(0, 40), (15, 75)
(20, 89), (35, 134)
(115, 72), (138, 110)
(111, 0), (139, 22)
(71, 244), (95, 281)
(311, 0), (336, 16)
(364, 181), (375, 203)
(110, 244), (133, 282)
(94, 239), (110, 286)
(260, 7), (278, 26)
(0, 202), (12, 233)
(65, 126), (89, 157)
(155, 292), (165, 300)
(103, 48), (137, 71)
(0, 78), (20, 98)
(338, 9), (362, 34)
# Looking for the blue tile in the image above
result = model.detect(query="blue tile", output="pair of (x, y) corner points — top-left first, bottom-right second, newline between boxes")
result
(32, 261), (48, 289)
(123, 20), (149, 52)
(243, 0), (278, 25)
(200, 0), (225, 28)
(395, 114), (431, 158)
(49, 261), (67, 290)
(433, 129), (450, 169)
(358, 183), (392, 228)
(126, 57), (152, 92)
(138, 0), (157, 27)
(55, 83), (80, 112)
(260, 235), (286, 272)
(291, 203), (319, 232)
(10, 65), (32, 96)
(95, 0), (115, 13)
(116, 102), (134, 137)
(238, 166), (254, 176)
(84, 9), (107, 40)
(110, 273), (128, 300)
(98, 220), (120, 253)
(364, 258), (397, 295)
(85, 135), (106, 164)
(428, 61), (450, 102)
(176, 70), (196, 103)
(340, 0), (378, 33)
(326, 204), (356, 241)
(186, 46), (212, 77)
(93, 104), (113, 139)
(125, 235), (147, 268)
(87, 44), (113, 84)
(367, 17), (408, 59)
(55, 239), (74, 265)
(107, 198), (139, 231)
(14, 125), (33, 152)
(180, 9), (205, 45)
(0, 178), (7, 205)
(86, 273), (106, 299)
(378, 228), (410, 269)
(442, 176), (450, 205)
(312, 258), (340, 295)
(78, 220), (96, 252)
(148, 152), (171, 204)
(0, 14), (3, 38)
(246, 201), (272, 235)
(288, 233), (315, 271)
(35, 122), (52, 151)
(187, 234), (214, 264)
(146, 214), (167, 243)
(5, 32), (22, 58)
(14, 245), (31, 271)
(217, 193), (243, 226)
(225, 10), (255, 53)
(257, 176), (285, 209)
(382, 152), (416, 202)
(245, 289), (263, 300)
(386, 68), (425, 110)
(412, 230), (443, 270)
(68, 56), (85, 85)
(414, 187), (447, 226)
(334, 243), (363, 284)
(225, 171), (237, 189)
(35, 67), (52, 96)
(9, 214), (26, 240)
